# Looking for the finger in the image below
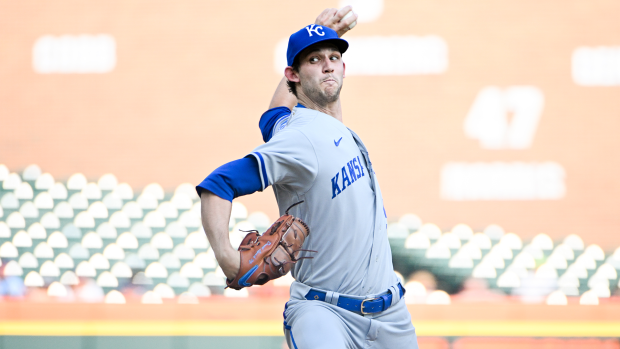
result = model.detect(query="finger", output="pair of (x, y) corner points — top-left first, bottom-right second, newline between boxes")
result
(314, 8), (330, 24)
(339, 11), (358, 28)
(335, 5), (353, 21)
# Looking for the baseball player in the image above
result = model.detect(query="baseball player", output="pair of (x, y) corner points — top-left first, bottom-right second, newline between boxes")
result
(197, 7), (418, 349)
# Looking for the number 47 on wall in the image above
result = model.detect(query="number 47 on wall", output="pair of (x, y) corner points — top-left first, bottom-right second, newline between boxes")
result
(464, 86), (544, 149)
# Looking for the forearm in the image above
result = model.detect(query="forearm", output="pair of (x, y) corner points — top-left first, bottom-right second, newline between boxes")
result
(200, 191), (240, 279)
(268, 77), (297, 110)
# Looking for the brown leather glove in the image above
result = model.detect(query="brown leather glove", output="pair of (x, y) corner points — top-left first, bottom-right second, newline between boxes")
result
(226, 201), (312, 290)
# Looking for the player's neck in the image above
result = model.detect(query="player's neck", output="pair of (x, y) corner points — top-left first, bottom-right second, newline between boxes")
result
(297, 95), (343, 123)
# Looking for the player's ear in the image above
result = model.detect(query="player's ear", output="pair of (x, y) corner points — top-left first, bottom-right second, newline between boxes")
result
(284, 66), (300, 83)
(342, 61), (346, 78)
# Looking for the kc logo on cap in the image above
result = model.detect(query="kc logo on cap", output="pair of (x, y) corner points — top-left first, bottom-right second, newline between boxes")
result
(305, 24), (325, 37)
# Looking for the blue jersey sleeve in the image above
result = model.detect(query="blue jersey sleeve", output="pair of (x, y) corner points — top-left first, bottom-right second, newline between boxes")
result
(195, 157), (263, 202)
(258, 106), (291, 143)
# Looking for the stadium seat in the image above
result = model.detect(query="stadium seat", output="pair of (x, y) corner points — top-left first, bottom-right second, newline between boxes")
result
(103, 243), (125, 260)
(109, 211), (131, 228)
(448, 253), (474, 268)
(34, 192), (54, 209)
(143, 183), (165, 201)
(404, 281), (426, 304)
(7, 212), (26, 229)
(426, 290), (451, 305)
(49, 183), (68, 201)
(47, 282), (67, 297)
(141, 291), (163, 304)
(470, 232), (492, 249)
(96, 271), (119, 288)
(24, 271), (44, 287)
(132, 271), (153, 286)
(104, 290), (126, 304)
(497, 270), (521, 288)
(532, 233), (554, 251)
(223, 287), (248, 298)
(458, 242), (482, 260)
(194, 251), (217, 269)
(60, 271), (79, 285)
(116, 232), (138, 250)
(112, 183), (134, 201)
(419, 223), (442, 240)
(579, 290), (599, 305)
(0, 222), (9, 240)
(33, 242), (54, 260)
(137, 193), (158, 210)
(151, 232), (173, 250)
(230, 202), (248, 222)
(69, 193), (89, 210)
(4, 260), (24, 277)
(553, 243), (575, 260)
(74, 211), (95, 229)
(482, 252), (505, 269)
(425, 243), (451, 259)
(155, 283), (177, 298)
(159, 252), (181, 270)
(3, 173), (22, 190)
(124, 253), (146, 269)
(499, 233), (522, 250)
(546, 290), (568, 305)
(145, 262), (168, 281)
(178, 292), (199, 304)
(15, 182), (34, 200)
(558, 272), (580, 296)
(87, 202), (108, 219)
(122, 201), (143, 220)
(404, 232), (430, 249)
(68, 243), (90, 260)
(178, 211), (201, 228)
(188, 282), (211, 297)
(22, 164), (41, 182)
(165, 221), (187, 241)
(0, 164), (9, 183)
(39, 260), (60, 277)
(505, 262), (529, 278)
(472, 262), (497, 278)
(513, 251), (536, 269)
(438, 232), (461, 249)
(40, 212), (60, 230)
(34, 173), (55, 191)
(575, 253), (597, 270)
(584, 244), (605, 261)
(546, 253), (568, 269)
(398, 213), (422, 232)
(1, 193), (19, 210)
(175, 183), (199, 202)
(82, 231), (103, 250)
(180, 262), (204, 280)
(54, 202), (74, 219)
(387, 223), (409, 239)
(138, 243), (160, 261)
(171, 192), (193, 210)
(54, 253), (75, 270)
(564, 234), (585, 251)
(82, 183), (102, 201)
(167, 271), (190, 290)
(451, 224), (473, 241)
(62, 224), (82, 240)
(158, 202), (178, 220)
(131, 222), (153, 240)
(523, 243), (544, 261)
(97, 222), (118, 240)
(110, 261), (133, 278)
(595, 263), (617, 279)
(535, 263), (558, 279)
(98, 174), (118, 192)
(202, 271), (226, 286)
(483, 224), (505, 241)
(0, 242), (17, 259)
(489, 243), (513, 260)
(67, 173), (87, 191)
(12, 230), (32, 249)
(89, 253), (110, 271)
(102, 193), (123, 210)
(28, 223), (47, 240)
(144, 211), (166, 228)
(247, 211), (271, 232)
(18, 252), (39, 272)
(19, 202), (39, 219)
(173, 243), (195, 261)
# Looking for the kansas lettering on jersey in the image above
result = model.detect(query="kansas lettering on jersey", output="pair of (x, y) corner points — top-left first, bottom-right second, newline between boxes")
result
(331, 156), (365, 199)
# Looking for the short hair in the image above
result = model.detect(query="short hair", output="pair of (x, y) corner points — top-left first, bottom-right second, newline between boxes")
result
(286, 58), (301, 97)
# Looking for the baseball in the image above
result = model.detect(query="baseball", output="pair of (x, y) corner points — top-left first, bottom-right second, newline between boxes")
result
(343, 10), (357, 30)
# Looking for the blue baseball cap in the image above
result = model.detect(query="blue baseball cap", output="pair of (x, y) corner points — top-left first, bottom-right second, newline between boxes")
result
(286, 24), (349, 67)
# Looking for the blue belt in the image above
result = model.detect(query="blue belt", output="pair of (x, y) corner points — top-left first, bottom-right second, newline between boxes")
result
(305, 283), (405, 315)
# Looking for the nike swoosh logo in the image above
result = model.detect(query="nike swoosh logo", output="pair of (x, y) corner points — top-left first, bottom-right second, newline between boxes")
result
(238, 265), (259, 287)
(334, 137), (343, 146)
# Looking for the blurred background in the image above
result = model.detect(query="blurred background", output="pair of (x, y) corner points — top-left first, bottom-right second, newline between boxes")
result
(1, 0), (620, 348)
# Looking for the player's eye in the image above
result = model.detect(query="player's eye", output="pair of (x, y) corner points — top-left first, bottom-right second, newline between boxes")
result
(309, 57), (319, 63)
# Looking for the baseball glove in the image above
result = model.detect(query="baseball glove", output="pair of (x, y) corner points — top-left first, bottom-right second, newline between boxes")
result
(226, 201), (312, 290)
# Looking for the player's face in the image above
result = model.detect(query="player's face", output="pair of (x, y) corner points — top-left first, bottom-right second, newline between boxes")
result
(297, 43), (345, 106)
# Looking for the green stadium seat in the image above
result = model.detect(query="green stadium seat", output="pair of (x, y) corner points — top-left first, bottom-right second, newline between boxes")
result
(122, 201), (143, 221)
(483, 224), (505, 241)
(398, 213), (422, 233)
(3, 173), (22, 191)
(175, 183), (199, 202)
(180, 261), (204, 280)
(110, 261), (133, 278)
(0, 222), (11, 243)
(472, 262), (496, 279)
(167, 271), (190, 294)
(4, 260), (24, 277)
(451, 224), (473, 241)
(103, 243), (125, 261)
(387, 223), (409, 239)
(117, 232), (138, 250)
(159, 252), (181, 271)
(185, 231), (209, 251)
(49, 182), (68, 202)
(419, 223), (442, 240)
(102, 193), (123, 210)
(173, 243), (195, 261)
(39, 260), (60, 278)
(62, 224), (82, 240)
(28, 223), (47, 241)
(404, 232), (430, 249)
(141, 290), (163, 304)
(132, 271), (153, 286)
(145, 262), (168, 284)
(69, 193), (89, 212)
(194, 251), (217, 270)
(1, 193), (19, 211)
(89, 253), (110, 272)
(553, 243), (575, 261)
(97, 222), (118, 241)
(188, 282), (211, 297)
(179, 211), (201, 228)
(138, 243), (160, 261)
(143, 183), (165, 201)
(124, 253), (146, 269)
(40, 212), (60, 230)
(497, 270), (521, 288)
(151, 232), (173, 250)
(564, 234), (585, 251)
(67, 173), (87, 192)
(88, 202), (108, 221)
(34, 192), (54, 210)
(12, 230), (32, 253)
(82, 183), (102, 202)
(33, 242), (54, 261)
(7, 212), (26, 231)
(109, 211), (131, 229)
(82, 231), (103, 252)
(202, 271), (226, 287)
(54, 202), (74, 220)
(54, 253), (75, 271)
(15, 182), (34, 200)
(171, 192), (193, 211)
(104, 290), (126, 304)
(68, 243), (90, 260)
(74, 211), (95, 229)
(97, 174), (118, 192)
(96, 271), (119, 289)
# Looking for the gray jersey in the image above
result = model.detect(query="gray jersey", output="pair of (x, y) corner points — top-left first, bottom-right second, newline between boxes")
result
(248, 106), (398, 296)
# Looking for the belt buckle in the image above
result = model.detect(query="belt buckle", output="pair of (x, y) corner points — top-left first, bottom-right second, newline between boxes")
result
(360, 297), (378, 315)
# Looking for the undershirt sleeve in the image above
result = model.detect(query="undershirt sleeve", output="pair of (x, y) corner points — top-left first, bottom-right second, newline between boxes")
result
(195, 157), (262, 202)
(258, 107), (291, 143)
